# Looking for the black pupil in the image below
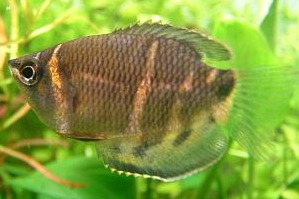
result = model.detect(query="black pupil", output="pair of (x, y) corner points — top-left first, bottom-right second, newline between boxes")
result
(21, 66), (35, 79)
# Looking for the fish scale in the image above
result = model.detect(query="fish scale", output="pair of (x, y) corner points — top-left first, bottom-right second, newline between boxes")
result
(8, 23), (263, 181)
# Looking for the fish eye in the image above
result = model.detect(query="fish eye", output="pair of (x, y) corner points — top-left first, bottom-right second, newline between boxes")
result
(19, 60), (42, 86)
(21, 65), (35, 79)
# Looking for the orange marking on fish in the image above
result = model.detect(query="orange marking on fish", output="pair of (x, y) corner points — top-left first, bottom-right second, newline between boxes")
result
(179, 72), (194, 92)
(206, 69), (218, 84)
(212, 92), (234, 124)
(49, 44), (63, 90)
(127, 41), (159, 133)
(48, 44), (70, 132)
(48, 44), (65, 106)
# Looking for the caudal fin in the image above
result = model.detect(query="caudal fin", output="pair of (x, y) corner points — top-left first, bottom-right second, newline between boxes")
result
(226, 66), (295, 158)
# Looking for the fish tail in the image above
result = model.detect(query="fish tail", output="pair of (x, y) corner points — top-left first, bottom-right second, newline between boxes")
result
(226, 65), (296, 158)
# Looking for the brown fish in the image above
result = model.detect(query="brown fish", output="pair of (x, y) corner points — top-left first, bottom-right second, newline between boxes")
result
(8, 23), (292, 181)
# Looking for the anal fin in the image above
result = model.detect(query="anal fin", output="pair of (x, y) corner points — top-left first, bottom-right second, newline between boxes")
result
(97, 121), (228, 181)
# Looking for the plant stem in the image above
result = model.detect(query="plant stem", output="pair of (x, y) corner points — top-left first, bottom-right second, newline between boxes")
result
(1, 103), (31, 130)
(195, 162), (220, 199)
(217, 175), (225, 199)
(247, 156), (255, 199)
(145, 178), (155, 199)
(0, 144), (84, 188)
(8, 0), (19, 58)
(282, 131), (288, 185)
(9, 138), (69, 149)
(0, 17), (8, 78)
(195, 140), (232, 199)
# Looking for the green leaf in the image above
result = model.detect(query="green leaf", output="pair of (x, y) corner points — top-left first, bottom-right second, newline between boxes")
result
(212, 19), (293, 157)
(260, 0), (279, 51)
(281, 189), (299, 199)
(212, 19), (276, 69)
(8, 156), (136, 199)
(282, 125), (299, 158)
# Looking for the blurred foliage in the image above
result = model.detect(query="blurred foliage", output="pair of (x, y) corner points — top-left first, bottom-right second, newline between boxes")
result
(0, 0), (299, 199)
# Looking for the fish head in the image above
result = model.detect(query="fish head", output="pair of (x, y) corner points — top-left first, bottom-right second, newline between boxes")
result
(9, 54), (43, 87)
(8, 49), (62, 128)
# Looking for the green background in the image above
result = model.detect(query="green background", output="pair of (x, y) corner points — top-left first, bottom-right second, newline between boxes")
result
(0, 0), (299, 198)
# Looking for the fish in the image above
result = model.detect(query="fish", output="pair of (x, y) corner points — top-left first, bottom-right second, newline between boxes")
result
(8, 23), (294, 181)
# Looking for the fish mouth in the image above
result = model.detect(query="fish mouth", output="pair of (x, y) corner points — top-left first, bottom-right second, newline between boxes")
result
(8, 59), (20, 68)
(10, 67), (20, 78)
(8, 59), (21, 78)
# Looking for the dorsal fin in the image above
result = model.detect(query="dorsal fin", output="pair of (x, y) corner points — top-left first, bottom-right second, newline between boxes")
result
(114, 23), (232, 61)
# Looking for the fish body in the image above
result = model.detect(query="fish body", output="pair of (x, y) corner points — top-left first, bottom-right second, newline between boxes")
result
(8, 23), (291, 181)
